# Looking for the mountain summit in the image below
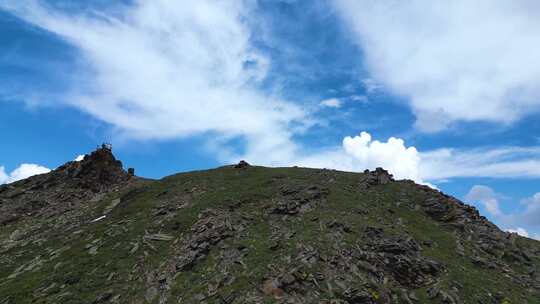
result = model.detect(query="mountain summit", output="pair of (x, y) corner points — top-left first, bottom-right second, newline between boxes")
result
(0, 149), (539, 303)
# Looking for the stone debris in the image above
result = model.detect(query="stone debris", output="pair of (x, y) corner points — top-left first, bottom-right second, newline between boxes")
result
(175, 210), (241, 271)
(91, 215), (107, 223)
(144, 233), (174, 242)
(271, 185), (329, 215)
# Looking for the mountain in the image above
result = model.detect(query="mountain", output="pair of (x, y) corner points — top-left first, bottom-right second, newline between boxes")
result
(1, 146), (539, 304)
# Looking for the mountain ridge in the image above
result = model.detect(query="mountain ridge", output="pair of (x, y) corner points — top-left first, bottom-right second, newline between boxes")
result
(1, 147), (539, 303)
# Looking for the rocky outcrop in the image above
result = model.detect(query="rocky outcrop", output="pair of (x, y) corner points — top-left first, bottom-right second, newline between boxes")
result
(234, 160), (250, 169)
(361, 167), (394, 188)
(0, 145), (134, 227)
(270, 184), (329, 215)
(55, 145), (131, 191)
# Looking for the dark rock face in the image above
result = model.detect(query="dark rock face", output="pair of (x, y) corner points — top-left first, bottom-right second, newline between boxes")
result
(270, 184), (329, 215)
(234, 160), (250, 168)
(56, 146), (130, 191)
(361, 167), (394, 188)
(175, 210), (241, 271)
(358, 231), (443, 288)
(0, 146), (134, 227)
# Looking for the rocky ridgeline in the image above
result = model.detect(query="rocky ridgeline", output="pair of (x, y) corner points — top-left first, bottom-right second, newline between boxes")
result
(0, 145), (136, 233)
(55, 145), (133, 192)
(0, 157), (539, 303)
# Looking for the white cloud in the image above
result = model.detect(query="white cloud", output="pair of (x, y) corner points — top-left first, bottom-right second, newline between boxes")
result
(0, 0), (308, 164)
(334, 1), (540, 132)
(0, 163), (51, 184)
(361, 78), (382, 94)
(519, 193), (540, 227)
(506, 227), (530, 238)
(74, 155), (85, 162)
(349, 95), (368, 103)
(465, 185), (502, 217)
(420, 147), (540, 180)
(0, 167), (8, 184)
(320, 98), (342, 108)
(293, 131), (422, 182)
(464, 186), (540, 239)
(276, 132), (540, 186)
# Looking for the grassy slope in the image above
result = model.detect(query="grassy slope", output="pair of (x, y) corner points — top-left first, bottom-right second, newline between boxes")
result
(1, 166), (539, 303)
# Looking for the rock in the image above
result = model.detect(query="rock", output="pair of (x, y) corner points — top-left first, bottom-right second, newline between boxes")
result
(145, 233), (174, 241)
(357, 232), (443, 288)
(175, 210), (240, 271)
(88, 246), (99, 255)
(342, 288), (374, 303)
(427, 285), (440, 299)
(271, 185), (328, 215)
(234, 160), (250, 168)
(262, 279), (284, 299)
(326, 220), (353, 233)
(280, 273), (296, 286)
(455, 240), (465, 256)
(92, 291), (113, 303)
(439, 290), (458, 304)
(361, 168), (394, 187)
(9, 229), (23, 241)
(422, 197), (456, 222)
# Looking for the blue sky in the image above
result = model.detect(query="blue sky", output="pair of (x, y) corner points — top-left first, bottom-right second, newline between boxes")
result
(1, 0), (540, 239)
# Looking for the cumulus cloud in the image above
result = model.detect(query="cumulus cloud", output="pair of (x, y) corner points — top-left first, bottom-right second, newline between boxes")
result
(285, 132), (540, 186)
(294, 131), (422, 182)
(74, 155), (85, 162)
(320, 98), (342, 108)
(0, 164), (51, 184)
(465, 185), (502, 217)
(334, 0), (540, 131)
(0, 0), (308, 164)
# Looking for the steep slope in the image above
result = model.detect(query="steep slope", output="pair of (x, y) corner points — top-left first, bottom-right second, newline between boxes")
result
(0, 150), (539, 304)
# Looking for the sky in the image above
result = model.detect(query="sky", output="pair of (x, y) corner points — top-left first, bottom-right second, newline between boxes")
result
(1, 0), (540, 239)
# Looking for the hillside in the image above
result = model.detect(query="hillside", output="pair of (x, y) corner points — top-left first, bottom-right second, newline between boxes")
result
(1, 147), (539, 303)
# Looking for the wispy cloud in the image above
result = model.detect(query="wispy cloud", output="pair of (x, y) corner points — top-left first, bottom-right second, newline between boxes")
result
(319, 98), (342, 108)
(334, 0), (540, 132)
(0, 0), (309, 164)
(420, 146), (540, 180)
(465, 185), (540, 239)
